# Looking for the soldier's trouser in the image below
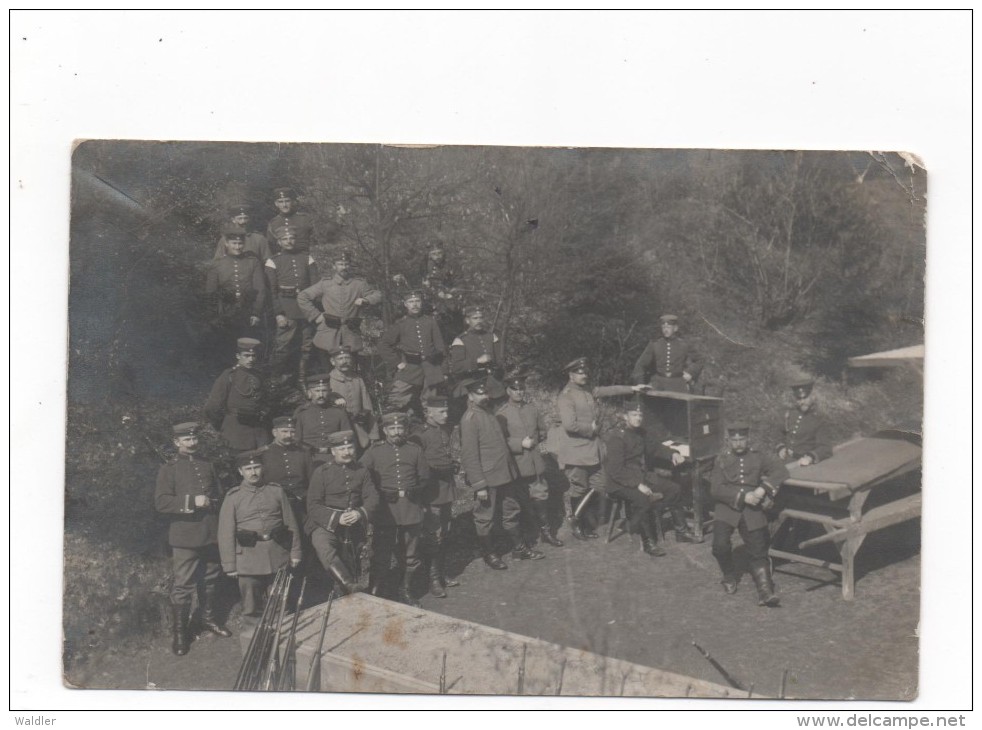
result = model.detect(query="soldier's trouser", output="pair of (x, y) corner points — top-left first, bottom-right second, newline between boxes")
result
(386, 379), (422, 414)
(605, 486), (657, 533)
(564, 464), (605, 500)
(516, 475), (550, 503)
(647, 472), (683, 505)
(310, 526), (357, 584)
(270, 318), (314, 376)
(711, 519), (769, 577)
(170, 545), (222, 606)
(423, 503), (453, 545)
(472, 483), (526, 542)
(373, 524), (423, 580)
(237, 573), (275, 617)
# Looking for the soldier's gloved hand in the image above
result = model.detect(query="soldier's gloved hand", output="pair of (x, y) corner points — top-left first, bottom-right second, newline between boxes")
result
(743, 492), (761, 507)
(777, 447), (791, 461)
(631, 384), (652, 393)
(276, 314), (289, 329)
(397, 362), (407, 370)
(249, 316), (260, 326)
(340, 510), (361, 526)
(638, 484), (654, 497)
(798, 454), (815, 466)
(522, 437), (534, 450)
(671, 452), (685, 467)
(194, 495), (210, 508)
(682, 372), (693, 383)
(476, 354), (491, 364)
(354, 297), (367, 306)
(476, 488), (489, 504)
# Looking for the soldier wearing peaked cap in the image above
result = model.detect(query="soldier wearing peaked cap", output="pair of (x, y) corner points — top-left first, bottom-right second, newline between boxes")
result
(218, 450), (302, 618)
(555, 357), (649, 540)
(777, 380), (833, 466)
(460, 377), (544, 569)
(205, 226), (269, 355)
(298, 249), (382, 368)
(265, 187), (315, 250)
(265, 226), (319, 385)
(305, 430), (378, 595)
(378, 289), (447, 417)
(203, 338), (270, 452)
(260, 415), (314, 522)
(327, 345), (378, 450)
(410, 394), (461, 597)
(419, 241), (462, 340)
(360, 411), (431, 606)
(449, 305), (506, 399)
(154, 422), (230, 656)
(293, 372), (353, 464)
(631, 314), (703, 393)
(710, 423), (789, 607)
(213, 202), (274, 262)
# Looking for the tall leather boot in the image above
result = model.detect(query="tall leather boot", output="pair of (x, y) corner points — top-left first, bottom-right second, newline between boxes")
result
(751, 564), (780, 607)
(478, 535), (507, 570)
(171, 602), (190, 656)
(428, 557), (447, 598)
(435, 543), (459, 587)
(329, 563), (360, 595)
(201, 584), (232, 638)
(639, 517), (667, 557)
(534, 501), (563, 547)
(715, 553), (738, 594)
(671, 507), (699, 544)
(398, 569), (420, 607)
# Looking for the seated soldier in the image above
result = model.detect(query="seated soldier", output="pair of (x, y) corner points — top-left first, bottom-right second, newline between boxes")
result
(777, 380), (833, 466)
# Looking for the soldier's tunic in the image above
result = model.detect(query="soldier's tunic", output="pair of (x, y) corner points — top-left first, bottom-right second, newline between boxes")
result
(329, 368), (377, 448)
(214, 232), (273, 262)
(555, 382), (636, 498)
(265, 211), (315, 249)
(203, 365), (269, 451)
(460, 403), (525, 539)
(449, 329), (505, 399)
(260, 441), (314, 517)
(305, 459), (378, 584)
(379, 313), (447, 410)
(603, 427), (683, 533)
(631, 336), (703, 393)
(218, 480), (302, 616)
(154, 453), (222, 605)
(778, 408), (833, 463)
(265, 250), (319, 375)
(297, 274), (382, 355)
(292, 402), (352, 461)
(420, 258), (462, 335)
(205, 252), (268, 326)
(411, 422), (458, 544)
(710, 448), (790, 572)
(360, 440), (431, 579)
(496, 400), (550, 501)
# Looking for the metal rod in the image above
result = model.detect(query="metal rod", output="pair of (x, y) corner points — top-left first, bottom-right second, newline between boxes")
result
(779, 668), (789, 699)
(692, 640), (745, 691)
(304, 595), (334, 692)
(439, 651), (447, 694)
(278, 577), (307, 691)
(516, 644), (527, 695)
(555, 658), (566, 696)
(262, 573), (293, 690)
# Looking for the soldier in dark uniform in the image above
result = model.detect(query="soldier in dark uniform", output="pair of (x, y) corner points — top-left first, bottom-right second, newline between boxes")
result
(213, 202), (273, 262)
(298, 250), (382, 370)
(495, 375), (563, 548)
(265, 187), (315, 252)
(218, 450), (303, 618)
(205, 224), (269, 355)
(419, 241), (462, 341)
(555, 357), (646, 540)
(410, 395), (461, 598)
(460, 377), (544, 569)
(710, 423), (790, 606)
(328, 345), (377, 450)
(603, 400), (697, 556)
(631, 314), (703, 393)
(378, 289), (447, 416)
(265, 227), (319, 385)
(777, 380), (833, 466)
(306, 430), (378, 595)
(293, 373), (353, 464)
(449, 305), (505, 399)
(154, 422), (230, 656)
(260, 416), (314, 523)
(203, 338), (270, 452)
(360, 412), (431, 606)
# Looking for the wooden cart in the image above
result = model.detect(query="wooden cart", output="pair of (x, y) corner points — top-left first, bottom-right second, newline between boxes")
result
(769, 430), (922, 600)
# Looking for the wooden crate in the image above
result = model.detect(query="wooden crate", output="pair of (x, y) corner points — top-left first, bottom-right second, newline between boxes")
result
(640, 390), (724, 462)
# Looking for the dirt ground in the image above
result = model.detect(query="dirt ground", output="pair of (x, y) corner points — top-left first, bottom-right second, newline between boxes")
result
(70, 509), (919, 701)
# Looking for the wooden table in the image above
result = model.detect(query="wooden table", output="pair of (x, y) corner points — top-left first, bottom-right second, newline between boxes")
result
(769, 433), (922, 600)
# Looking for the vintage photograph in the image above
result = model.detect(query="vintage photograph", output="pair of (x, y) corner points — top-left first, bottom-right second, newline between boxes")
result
(63, 142), (925, 699)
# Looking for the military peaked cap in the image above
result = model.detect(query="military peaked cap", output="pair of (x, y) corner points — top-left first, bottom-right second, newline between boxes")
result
(463, 305), (485, 317)
(237, 338), (262, 353)
(236, 450), (264, 467)
(272, 416), (296, 429)
(172, 422), (200, 437)
(727, 422), (751, 436)
(333, 250), (352, 263)
(504, 375), (527, 390)
(273, 187), (295, 200)
(659, 314), (679, 324)
(564, 357), (589, 373)
(329, 345), (354, 357)
(404, 289), (424, 301)
(790, 380), (815, 399)
(381, 412), (410, 427)
(227, 202), (250, 216)
(305, 373), (331, 386)
(329, 430), (357, 447)
(223, 223), (247, 238)
(425, 395), (449, 408)
(462, 377), (489, 394)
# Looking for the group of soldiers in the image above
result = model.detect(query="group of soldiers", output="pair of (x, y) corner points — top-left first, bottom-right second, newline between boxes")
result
(154, 187), (834, 658)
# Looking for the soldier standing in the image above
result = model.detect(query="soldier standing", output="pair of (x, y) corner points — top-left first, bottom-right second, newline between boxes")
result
(460, 377), (544, 569)
(495, 375), (563, 548)
(410, 395), (461, 598)
(203, 338), (270, 452)
(260, 415), (314, 523)
(265, 228), (319, 385)
(419, 241), (462, 340)
(555, 357), (647, 540)
(265, 187), (315, 252)
(154, 422), (230, 656)
(218, 451), (302, 618)
(327, 346), (377, 450)
(631, 314), (703, 393)
(306, 430), (378, 595)
(360, 412), (431, 606)
(378, 289), (447, 417)
(293, 373), (353, 464)
(449, 305), (505, 399)
(205, 224), (268, 355)
(297, 250), (382, 371)
(213, 202), (273, 262)
(777, 380), (833, 466)
(710, 423), (789, 606)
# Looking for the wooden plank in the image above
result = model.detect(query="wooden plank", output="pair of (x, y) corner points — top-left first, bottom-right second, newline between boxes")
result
(784, 438), (921, 492)
(779, 508), (850, 526)
(769, 549), (843, 572)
